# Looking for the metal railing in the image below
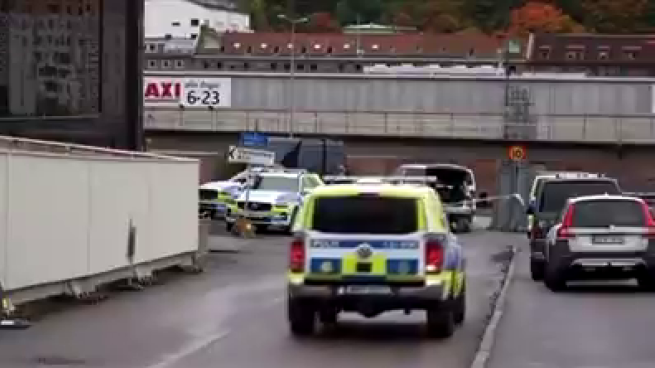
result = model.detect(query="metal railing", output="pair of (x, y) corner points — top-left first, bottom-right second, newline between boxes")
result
(144, 107), (655, 144)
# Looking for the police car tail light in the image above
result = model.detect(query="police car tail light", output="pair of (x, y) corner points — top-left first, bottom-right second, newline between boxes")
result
(556, 205), (575, 239)
(425, 238), (444, 273)
(289, 237), (305, 272)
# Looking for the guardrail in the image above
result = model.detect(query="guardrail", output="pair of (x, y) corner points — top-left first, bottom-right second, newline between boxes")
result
(144, 107), (655, 144)
(0, 136), (202, 305)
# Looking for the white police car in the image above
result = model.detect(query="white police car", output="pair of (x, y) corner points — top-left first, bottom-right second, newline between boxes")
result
(225, 169), (324, 233)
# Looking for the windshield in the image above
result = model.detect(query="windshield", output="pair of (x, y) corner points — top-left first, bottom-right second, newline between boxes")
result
(312, 196), (418, 234)
(252, 176), (299, 192)
(538, 180), (620, 213)
(571, 200), (645, 228)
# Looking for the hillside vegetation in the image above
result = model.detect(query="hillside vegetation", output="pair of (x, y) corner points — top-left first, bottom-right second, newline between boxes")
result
(238, 0), (655, 35)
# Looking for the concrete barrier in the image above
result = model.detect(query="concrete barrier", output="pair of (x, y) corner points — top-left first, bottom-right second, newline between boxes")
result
(144, 107), (655, 144)
(0, 136), (202, 305)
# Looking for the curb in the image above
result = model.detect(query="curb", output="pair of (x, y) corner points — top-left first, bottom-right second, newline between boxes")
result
(469, 245), (518, 368)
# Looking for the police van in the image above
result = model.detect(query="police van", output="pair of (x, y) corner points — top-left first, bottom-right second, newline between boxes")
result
(286, 176), (466, 338)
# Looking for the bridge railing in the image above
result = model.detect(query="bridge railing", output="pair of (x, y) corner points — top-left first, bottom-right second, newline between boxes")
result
(144, 107), (655, 144)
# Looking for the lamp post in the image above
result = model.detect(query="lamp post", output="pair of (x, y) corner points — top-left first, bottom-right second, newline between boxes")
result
(277, 14), (309, 138)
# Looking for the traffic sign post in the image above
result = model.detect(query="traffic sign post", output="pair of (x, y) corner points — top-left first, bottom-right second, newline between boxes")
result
(240, 132), (269, 148)
(508, 145), (527, 162)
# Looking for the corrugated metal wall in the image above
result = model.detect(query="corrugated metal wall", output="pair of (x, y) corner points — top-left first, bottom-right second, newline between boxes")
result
(149, 72), (655, 115)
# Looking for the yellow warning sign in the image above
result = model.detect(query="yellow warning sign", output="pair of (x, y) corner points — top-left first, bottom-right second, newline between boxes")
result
(508, 145), (527, 162)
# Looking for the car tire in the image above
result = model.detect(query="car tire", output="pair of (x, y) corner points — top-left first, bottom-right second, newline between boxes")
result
(544, 260), (566, 292)
(288, 298), (316, 337)
(637, 270), (655, 291)
(530, 258), (545, 281)
(426, 304), (455, 338)
(453, 280), (466, 325)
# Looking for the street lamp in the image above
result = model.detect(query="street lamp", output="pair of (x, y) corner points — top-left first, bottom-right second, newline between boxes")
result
(277, 14), (309, 138)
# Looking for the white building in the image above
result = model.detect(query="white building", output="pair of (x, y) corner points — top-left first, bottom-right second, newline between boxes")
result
(145, 0), (251, 40)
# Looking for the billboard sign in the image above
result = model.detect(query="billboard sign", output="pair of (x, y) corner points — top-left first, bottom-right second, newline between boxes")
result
(143, 77), (231, 108)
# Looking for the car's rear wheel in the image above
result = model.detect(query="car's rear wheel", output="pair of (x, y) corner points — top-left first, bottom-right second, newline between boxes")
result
(426, 304), (455, 338)
(544, 260), (566, 292)
(637, 269), (655, 291)
(530, 258), (545, 281)
(288, 298), (316, 337)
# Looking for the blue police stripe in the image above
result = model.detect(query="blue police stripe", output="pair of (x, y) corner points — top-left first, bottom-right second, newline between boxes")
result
(309, 258), (341, 274)
(386, 259), (419, 275)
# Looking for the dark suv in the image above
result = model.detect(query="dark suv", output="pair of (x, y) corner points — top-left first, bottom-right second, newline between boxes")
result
(527, 176), (621, 281)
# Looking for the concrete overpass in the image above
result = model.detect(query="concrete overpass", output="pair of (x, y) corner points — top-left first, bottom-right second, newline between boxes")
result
(144, 107), (655, 194)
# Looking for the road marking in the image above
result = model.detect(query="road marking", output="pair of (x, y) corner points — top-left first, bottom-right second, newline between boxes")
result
(470, 245), (517, 368)
(144, 330), (230, 368)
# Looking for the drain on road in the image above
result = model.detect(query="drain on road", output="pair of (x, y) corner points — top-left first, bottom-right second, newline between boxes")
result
(34, 355), (87, 366)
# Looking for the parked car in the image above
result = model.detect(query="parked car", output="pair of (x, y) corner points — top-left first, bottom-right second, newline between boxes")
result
(394, 163), (480, 233)
(543, 194), (655, 291)
(527, 174), (622, 281)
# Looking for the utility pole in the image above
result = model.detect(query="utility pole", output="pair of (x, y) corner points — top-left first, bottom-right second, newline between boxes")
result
(277, 14), (308, 138)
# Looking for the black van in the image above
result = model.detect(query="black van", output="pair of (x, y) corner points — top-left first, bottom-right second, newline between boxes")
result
(527, 176), (622, 281)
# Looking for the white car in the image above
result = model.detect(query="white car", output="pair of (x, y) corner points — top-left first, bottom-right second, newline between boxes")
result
(225, 170), (324, 233)
(199, 167), (282, 219)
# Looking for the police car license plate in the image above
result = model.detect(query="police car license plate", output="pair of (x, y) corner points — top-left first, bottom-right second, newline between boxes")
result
(243, 211), (267, 218)
(344, 286), (391, 295)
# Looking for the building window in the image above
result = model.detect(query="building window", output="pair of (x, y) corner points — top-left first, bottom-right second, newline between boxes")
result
(468, 48), (475, 57)
(624, 51), (637, 60)
(310, 64), (318, 71)
(598, 51), (609, 60)
(246, 46), (253, 54)
(174, 60), (185, 69)
(566, 51), (583, 60)
(301, 46), (307, 54)
(164, 34), (172, 40)
(273, 46), (280, 54)
(162, 60), (172, 69)
(270, 63), (277, 70)
(190, 19), (199, 26)
(327, 46), (333, 55)
(190, 33), (198, 39)
(147, 43), (157, 52)
(538, 47), (550, 59)
(172, 21), (180, 26)
(147, 60), (158, 69)
(203, 61), (211, 69)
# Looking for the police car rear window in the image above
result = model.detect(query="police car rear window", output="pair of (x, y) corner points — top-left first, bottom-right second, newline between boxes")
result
(571, 200), (645, 228)
(312, 196), (418, 234)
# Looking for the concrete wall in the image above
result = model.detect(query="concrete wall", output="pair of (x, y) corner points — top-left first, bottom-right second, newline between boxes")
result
(145, 131), (655, 195)
(145, 71), (655, 115)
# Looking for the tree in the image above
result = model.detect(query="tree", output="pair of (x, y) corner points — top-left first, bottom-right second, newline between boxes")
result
(308, 12), (341, 32)
(580, 0), (648, 33)
(508, 1), (583, 35)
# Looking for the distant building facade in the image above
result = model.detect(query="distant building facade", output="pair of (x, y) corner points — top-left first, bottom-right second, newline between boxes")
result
(0, 0), (144, 149)
(145, 0), (250, 41)
(144, 31), (524, 74)
(525, 33), (655, 77)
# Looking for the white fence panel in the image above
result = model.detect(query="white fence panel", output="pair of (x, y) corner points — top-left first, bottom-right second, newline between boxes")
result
(0, 136), (201, 303)
(5, 154), (90, 290)
(87, 160), (151, 275)
(0, 155), (7, 287)
(141, 161), (198, 263)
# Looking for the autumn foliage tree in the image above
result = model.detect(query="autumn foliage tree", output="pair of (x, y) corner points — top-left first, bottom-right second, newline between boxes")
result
(508, 1), (583, 35)
(308, 12), (341, 32)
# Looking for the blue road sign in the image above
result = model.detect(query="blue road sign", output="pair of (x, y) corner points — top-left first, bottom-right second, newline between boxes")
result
(240, 131), (269, 147)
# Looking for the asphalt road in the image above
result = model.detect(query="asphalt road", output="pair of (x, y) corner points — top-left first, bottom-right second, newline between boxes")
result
(0, 218), (516, 368)
(486, 245), (655, 368)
